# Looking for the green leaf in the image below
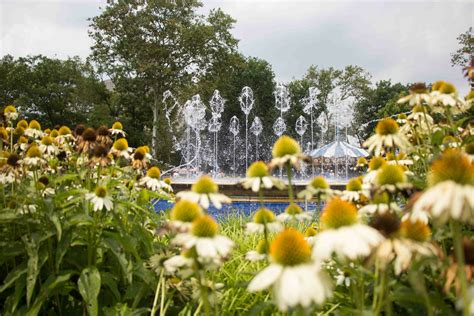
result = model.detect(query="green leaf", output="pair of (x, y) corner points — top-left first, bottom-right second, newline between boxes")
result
(78, 266), (101, 316)
(101, 272), (121, 302)
(0, 263), (27, 293)
(0, 211), (22, 223)
(23, 236), (39, 307)
(49, 214), (62, 241)
(27, 271), (73, 316)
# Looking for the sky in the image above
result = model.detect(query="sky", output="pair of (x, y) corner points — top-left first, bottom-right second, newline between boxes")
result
(0, 0), (472, 94)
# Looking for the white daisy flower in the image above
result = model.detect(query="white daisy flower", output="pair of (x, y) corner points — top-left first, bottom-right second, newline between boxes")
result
(172, 215), (234, 263)
(241, 161), (285, 192)
(248, 229), (332, 312)
(313, 198), (385, 263)
(177, 175), (231, 210)
(363, 118), (410, 156)
(139, 166), (172, 192)
(85, 186), (114, 212)
(276, 203), (312, 223)
(246, 208), (283, 234)
(412, 150), (474, 225)
(269, 135), (308, 169)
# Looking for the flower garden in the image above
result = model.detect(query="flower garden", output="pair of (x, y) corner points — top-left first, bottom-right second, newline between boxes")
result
(1, 81), (474, 315)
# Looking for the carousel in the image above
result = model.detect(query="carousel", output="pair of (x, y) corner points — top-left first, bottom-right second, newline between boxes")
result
(310, 140), (369, 179)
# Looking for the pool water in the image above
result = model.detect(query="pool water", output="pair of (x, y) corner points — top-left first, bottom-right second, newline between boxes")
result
(153, 199), (323, 219)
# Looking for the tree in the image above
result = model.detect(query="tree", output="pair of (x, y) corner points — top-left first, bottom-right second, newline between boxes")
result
(353, 80), (408, 142)
(88, 0), (238, 163)
(451, 27), (473, 68)
(0, 55), (111, 128)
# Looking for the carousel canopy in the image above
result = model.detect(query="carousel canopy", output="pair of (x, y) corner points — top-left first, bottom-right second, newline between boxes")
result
(310, 140), (369, 158)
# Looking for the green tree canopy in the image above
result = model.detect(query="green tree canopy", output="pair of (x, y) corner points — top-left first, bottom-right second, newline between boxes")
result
(88, 0), (239, 163)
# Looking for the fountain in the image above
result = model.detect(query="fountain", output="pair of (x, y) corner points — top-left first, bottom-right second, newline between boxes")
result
(239, 86), (254, 170)
(229, 116), (240, 177)
(250, 116), (263, 160)
(209, 90), (225, 176)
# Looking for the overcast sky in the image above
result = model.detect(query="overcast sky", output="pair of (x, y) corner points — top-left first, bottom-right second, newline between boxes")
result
(1, 0), (472, 94)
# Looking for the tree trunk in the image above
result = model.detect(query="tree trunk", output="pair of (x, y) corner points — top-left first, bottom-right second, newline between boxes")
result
(151, 96), (159, 159)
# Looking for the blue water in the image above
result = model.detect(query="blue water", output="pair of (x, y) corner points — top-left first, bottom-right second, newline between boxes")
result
(153, 199), (322, 219)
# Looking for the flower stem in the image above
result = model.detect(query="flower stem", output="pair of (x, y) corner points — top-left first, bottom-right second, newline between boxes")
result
(199, 271), (211, 316)
(286, 163), (294, 203)
(450, 220), (469, 316)
(151, 269), (164, 316)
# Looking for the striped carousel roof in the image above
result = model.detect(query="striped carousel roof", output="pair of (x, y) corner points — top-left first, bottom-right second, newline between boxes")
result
(310, 141), (369, 158)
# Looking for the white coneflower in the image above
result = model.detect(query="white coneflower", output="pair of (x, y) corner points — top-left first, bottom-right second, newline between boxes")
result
(241, 161), (285, 192)
(131, 147), (148, 170)
(399, 105), (434, 138)
(456, 285), (474, 316)
(413, 149), (474, 225)
(109, 121), (127, 137)
(374, 218), (436, 275)
(39, 135), (58, 156)
(24, 120), (44, 139)
(110, 138), (131, 159)
(363, 118), (409, 156)
(172, 215), (234, 263)
(4, 105), (18, 122)
(22, 145), (46, 167)
(277, 203), (312, 223)
(168, 200), (203, 232)
(429, 81), (468, 114)
(397, 83), (430, 106)
(246, 207), (283, 234)
(56, 126), (75, 144)
(269, 135), (308, 169)
(374, 164), (412, 193)
(0, 153), (22, 184)
(297, 176), (335, 201)
(139, 167), (172, 192)
(304, 225), (318, 245)
(386, 152), (413, 166)
(177, 175), (231, 209)
(245, 239), (270, 262)
(163, 250), (194, 275)
(340, 177), (367, 202)
(248, 229), (332, 312)
(85, 186), (113, 212)
(335, 268), (351, 287)
(313, 198), (385, 263)
(359, 192), (401, 216)
(363, 156), (386, 184)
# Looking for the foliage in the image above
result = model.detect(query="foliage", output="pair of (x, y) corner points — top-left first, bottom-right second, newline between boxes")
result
(353, 80), (409, 142)
(0, 55), (112, 128)
(0, 115), (170, 314)
(88, 0), (239, 162)
(451, 27), (474, 68)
